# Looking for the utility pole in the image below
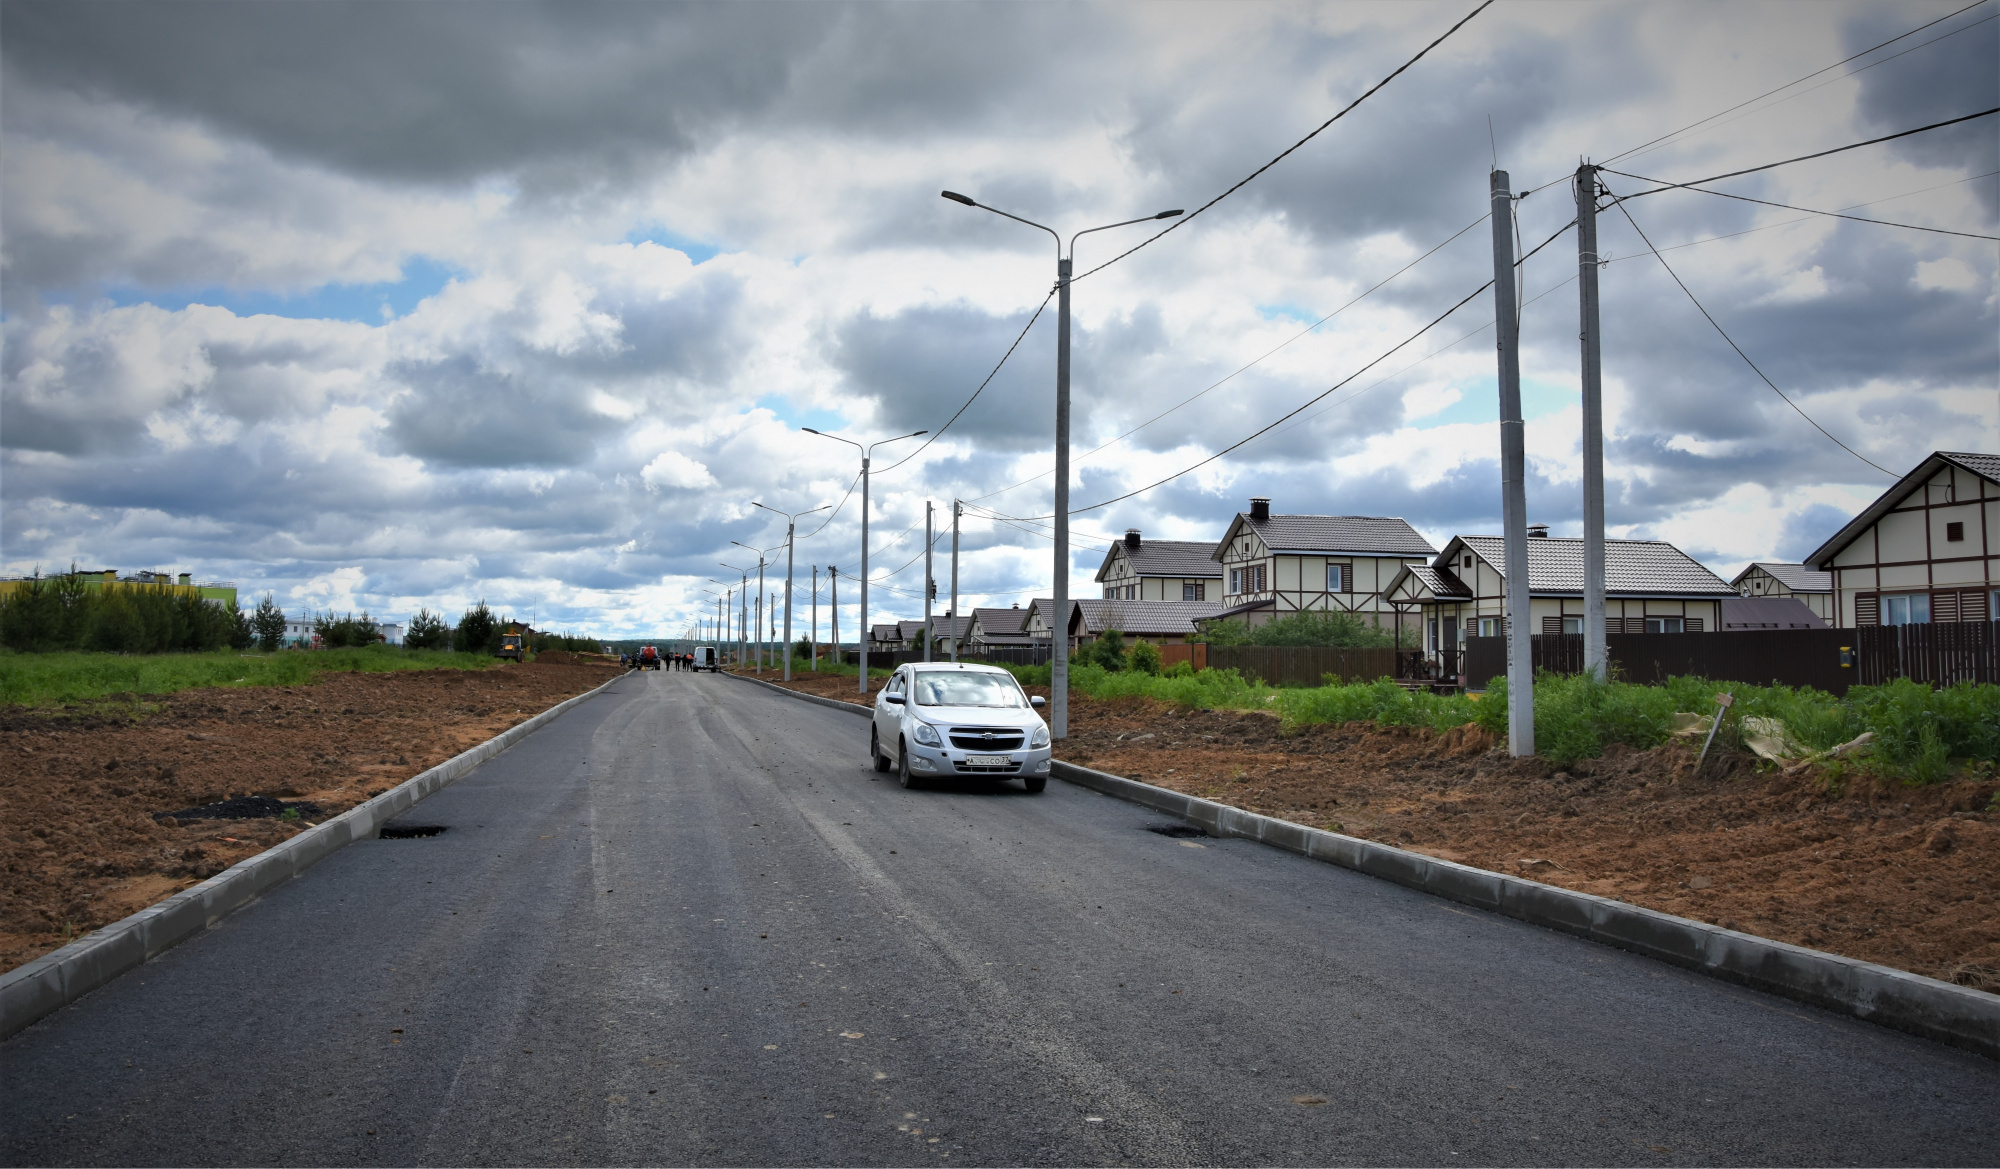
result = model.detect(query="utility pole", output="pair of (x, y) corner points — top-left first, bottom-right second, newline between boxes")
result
(829, 568), (840, 673)
(1490, 169), (1535, 757)
(924, 500), (935, 663)
(782, 522), (795, 681)
(757, 555), (765, 672)
(949, 499), (961, 664)
(1576, 161), (1608, 682)
(1053, 254), (1071, 737)
(810, 566), (818, 671)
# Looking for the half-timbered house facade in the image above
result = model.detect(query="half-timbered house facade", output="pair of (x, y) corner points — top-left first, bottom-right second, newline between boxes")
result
(1805, 451), (1999, 628)
(1095, 530), (1221, 601)
(1729, 562), (1834, 622)
(1209, 498), (1435, 628)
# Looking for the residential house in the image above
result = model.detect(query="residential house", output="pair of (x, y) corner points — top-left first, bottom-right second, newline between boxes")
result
(925, 614), (973, 655)
(1095, 530), (1221, 601)
(1384, 530), (1737, 666)
(1805, 451), (1998, 627)
(1730, 562), (1834, 622)
(1069, 599), (1228, 646)
(967, 606), (1033, 650)
(1210, 497), (1436, 628)
(868, 622), (906, 652)
(1020, 599), (1066, 648)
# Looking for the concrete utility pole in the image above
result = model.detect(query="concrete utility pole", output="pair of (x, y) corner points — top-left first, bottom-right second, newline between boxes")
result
(753, 502), (828, 683)
(1490, 169), (1535, 757)
(802, 428), (925, 694)
(1576, 162), (1608, 682)
(810, 566), (818, 671)
(829, 567), (839, 671)
(924, 500), (935, 663)
(949, 499), (961, 664)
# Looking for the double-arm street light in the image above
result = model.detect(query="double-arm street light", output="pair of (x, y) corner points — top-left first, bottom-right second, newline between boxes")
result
(752, 501), (831, 682)
(940, 191), (1182, 738)
(720, 561), (752, 666)
(801, 427), (927, 694)
(729, 541), (782, 673)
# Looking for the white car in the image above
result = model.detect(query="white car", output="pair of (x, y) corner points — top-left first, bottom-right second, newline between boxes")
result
(870, 662), (1052, 792)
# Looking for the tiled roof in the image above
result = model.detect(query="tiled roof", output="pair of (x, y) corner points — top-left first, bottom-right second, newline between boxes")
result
(1454, 535), (1734, 596)
(1404, 564), (1471, 599)
(1733, 562), (1832, 593)
(1804, 451), (1999, 568)
(1098, 539), (1222, 581)
(1721, 596), (1828, 630)
(1222, 514), (1436, 557)
(1070, 599), (1231, 637)
(971, 607), (1029, 636)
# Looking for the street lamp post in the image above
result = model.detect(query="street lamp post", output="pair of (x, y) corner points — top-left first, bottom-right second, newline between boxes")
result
(730, 541), (777, 674)
(752, 502), (830, 682)
(940, 191), (1181, 738)
(802, 428), (928, 695)
(720, 561), (752, 667)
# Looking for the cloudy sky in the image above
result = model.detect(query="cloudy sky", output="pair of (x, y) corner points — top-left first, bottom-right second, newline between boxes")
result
(3, 0), (1995, 640)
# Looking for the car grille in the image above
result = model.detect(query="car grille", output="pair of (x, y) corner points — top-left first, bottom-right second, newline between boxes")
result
(948, 727), (1026, 751)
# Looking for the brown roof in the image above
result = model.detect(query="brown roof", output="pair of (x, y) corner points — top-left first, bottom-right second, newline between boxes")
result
(1219, 513), (1436, 558)
(1096, 538), (1222, 582)
(1450, 535), (1733, 596)
(1069, 599), (1231, 637)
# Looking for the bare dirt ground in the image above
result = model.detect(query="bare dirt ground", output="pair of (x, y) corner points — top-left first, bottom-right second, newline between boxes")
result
(743, 669), (1999, 989)
(0, 655), (619, 974)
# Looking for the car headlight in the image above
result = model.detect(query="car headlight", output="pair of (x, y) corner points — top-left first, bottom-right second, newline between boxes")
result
(912, 722), (942, 747)
(1030, 723), (1050, 749)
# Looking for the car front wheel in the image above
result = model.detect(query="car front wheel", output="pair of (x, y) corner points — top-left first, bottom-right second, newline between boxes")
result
(1023, 774), (1047, 794)
(898, 738), (922, 789)
(871, 727), (891, 772)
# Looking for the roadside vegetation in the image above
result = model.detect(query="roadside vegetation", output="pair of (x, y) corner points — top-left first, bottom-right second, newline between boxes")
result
(1, 573), (251, 653)
(0, 645), (502, 708)
(1194, 609), (1412, 648)
(999, 630), (1998, 783)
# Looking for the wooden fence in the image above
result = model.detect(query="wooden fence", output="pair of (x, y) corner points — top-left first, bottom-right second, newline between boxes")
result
(1857, 621), (1999, 685)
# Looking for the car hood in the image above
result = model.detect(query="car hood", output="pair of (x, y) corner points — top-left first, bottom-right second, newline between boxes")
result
(906, 704), (1043, 728)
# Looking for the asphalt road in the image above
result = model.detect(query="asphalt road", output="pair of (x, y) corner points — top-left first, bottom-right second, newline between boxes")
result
(4, 669), (1996, 1167)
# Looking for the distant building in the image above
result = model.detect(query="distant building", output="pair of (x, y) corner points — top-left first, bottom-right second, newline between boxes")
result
(1069, 599), (1227, 646)
(1805, 450), (1998, 627)
(1211, 497), (1436, 629)
(1729, 562), (1833, 622)
(1095, 530), (1221, 601)
(967, 606), (1033, 650)
(1720, 596), (1826, 630)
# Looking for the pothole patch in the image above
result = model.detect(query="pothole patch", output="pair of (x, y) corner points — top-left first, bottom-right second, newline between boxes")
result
(379, 824), (448, 839)
(1146, 824), (1208, 839)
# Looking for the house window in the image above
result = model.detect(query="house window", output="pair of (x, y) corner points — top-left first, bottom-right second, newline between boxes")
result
(1462, 554), (1473, 569)
(1229, 568), (1240, 595)
(1945, 521), (1964, 542)
(1884, 593), (1930, 625)
(1428, 617), (1439, 651)
(1563, 616), (1583, 635)
(1183, 582), (1205, 601)
(1255, 564), (1267, 592)
(1478, 616), (1502, 637)
(1326, 563), (1345, 592)
(1645, 617), (1684, 633)
(1103, 586), (1114, 599)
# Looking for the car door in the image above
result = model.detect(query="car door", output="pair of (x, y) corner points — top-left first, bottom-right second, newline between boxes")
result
(874, 669), (905, 758)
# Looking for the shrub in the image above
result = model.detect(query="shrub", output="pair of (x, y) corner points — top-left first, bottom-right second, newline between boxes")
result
(1128, 639), (1162, 676)
(1197, 609), (1400, 648)
(1084, 629), (1128, 672)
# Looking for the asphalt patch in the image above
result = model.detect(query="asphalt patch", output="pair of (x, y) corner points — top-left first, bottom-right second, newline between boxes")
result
(1147, 823), (1208, 839)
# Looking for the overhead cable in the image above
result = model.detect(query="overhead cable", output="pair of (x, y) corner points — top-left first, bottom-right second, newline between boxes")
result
(1618, 108), (2000, 201)
(1602, 167), (1999, 241)
(875, 289), (1056, 475)
(1603, 181), (1895, 478)
(1067, 0), (1495, 285)
(1605, 170), (2000, 260)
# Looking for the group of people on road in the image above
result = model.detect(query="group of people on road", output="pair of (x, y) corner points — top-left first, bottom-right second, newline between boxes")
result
(620, 648), (699, 671)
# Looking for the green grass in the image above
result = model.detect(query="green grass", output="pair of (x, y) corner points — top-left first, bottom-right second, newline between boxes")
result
(989, 658), (1998, 782)
(0, 645), (500, 708)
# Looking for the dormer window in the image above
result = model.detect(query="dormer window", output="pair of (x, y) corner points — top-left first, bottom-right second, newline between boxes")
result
(1462, 554), (1473, 569)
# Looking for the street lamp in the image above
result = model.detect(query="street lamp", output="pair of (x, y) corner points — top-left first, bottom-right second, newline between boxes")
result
(802, 427), (927, 694)
(752, 501), (831, 682)
(940, 190), (1181, 738)
(730, 540), (780, 674)
(720, 561), (752, 666)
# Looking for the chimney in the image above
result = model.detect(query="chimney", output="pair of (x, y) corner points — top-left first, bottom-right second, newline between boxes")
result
(1249, 497), (1271, 523)
(1527, 523), (1549, 539)
(1124, 529), (1141, 549)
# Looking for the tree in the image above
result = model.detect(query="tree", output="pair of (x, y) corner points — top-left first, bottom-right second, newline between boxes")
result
(230, 606), (255, 650)
(252, 594), (287, 652)
(1083, 628), (1128, 671)
(454, 600), (497, 655)
(1128, 639), (1162, 675)
(404, 608), (449, 650)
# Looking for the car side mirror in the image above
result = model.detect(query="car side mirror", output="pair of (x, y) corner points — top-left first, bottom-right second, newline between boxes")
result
(1030, 695), (1046, 708)
(886, 694), (905, 705)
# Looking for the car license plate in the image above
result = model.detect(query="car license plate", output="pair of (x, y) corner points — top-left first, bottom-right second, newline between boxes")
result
(966, 754), (1012, 767)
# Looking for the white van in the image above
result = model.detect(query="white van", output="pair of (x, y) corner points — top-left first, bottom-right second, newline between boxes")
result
(693, 646), (720, 672)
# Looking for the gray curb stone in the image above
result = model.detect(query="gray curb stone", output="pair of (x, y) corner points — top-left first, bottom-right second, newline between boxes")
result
(727, 673), (1999, 1060)
(1, 669), (627, 1041)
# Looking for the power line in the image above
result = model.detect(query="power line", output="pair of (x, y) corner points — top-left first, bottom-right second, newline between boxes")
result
(1067, 0), (1496, 285)
(1602, 0), (1994, 168)
(1602, 170), (2000, 260)
(1603, 180), (1896, 478)
(874, 289), (1056, 475)
(1602, 166), (1999, 241)
(1618, 108), (2000, 202)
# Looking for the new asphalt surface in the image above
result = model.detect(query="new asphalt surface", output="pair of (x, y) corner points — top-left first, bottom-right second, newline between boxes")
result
(4, 669), (1996, 1166)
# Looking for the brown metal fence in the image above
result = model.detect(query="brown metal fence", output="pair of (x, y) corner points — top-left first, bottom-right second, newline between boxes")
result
(1858, 621), (2000, 685)
(1201, 645), (1399, 688)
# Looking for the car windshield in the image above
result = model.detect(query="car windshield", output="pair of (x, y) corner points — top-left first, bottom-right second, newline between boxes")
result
(912, 671), (1028, 708)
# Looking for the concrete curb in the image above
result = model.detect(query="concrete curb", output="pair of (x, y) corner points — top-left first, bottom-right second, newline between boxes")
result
(0, 669), (628, 1042)
(716, 676), (1999, 1060)
(1050, 758), (2000, 1061)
